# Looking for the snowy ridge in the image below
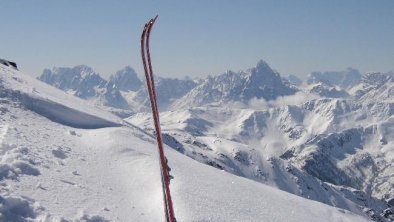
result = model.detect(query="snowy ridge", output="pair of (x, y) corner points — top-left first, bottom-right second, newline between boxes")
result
(1, 65), (121, 129)
(108, 66), (142, 92)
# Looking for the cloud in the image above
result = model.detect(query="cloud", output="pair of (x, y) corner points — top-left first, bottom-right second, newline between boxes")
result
(248, 91), (320, 110)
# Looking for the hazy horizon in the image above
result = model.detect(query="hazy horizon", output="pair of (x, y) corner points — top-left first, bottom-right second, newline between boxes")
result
(1, 0), (393, 79)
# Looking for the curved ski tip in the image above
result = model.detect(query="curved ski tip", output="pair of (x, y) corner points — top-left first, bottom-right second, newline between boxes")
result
(150, 15), (158, 24)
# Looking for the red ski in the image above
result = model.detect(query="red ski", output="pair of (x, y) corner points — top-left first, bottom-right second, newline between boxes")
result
(140, 15), (176, 222)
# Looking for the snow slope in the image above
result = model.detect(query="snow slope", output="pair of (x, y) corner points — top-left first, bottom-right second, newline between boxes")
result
(1, 65), (121, 129)
(0, 64), (370, 221)
(128, 99), (393, 220)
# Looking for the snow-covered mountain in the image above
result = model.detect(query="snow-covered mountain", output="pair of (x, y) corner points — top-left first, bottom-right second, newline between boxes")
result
(38, 65), (197, 115)
(126, 61), (394, 221)
(33, 59), (394, 221)
(172, 60), (297, 109)
(1, 63), (373, 221)
(108, 66), (142, 92)
(128, 98), (393, 220)
(307, 82), (350, 98)
(351, 71), (394, 101)
(39, 65), (130, 112)
(307, 68), (362, 89)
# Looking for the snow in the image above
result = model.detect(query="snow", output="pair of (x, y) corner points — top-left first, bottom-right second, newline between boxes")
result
(0, 65), (122, 128)
(128, 90), (393, 219)
(0, 64), (371, 221)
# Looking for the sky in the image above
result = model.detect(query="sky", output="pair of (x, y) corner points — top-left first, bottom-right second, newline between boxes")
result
(1, 0), (393, 79)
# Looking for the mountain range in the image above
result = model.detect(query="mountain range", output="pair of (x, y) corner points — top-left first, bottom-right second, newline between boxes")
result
(35, 60), (394, 221)
(0, 61), (377, 221)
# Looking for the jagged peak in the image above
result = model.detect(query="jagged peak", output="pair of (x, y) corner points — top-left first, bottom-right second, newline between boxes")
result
(74, 64), (94, 71)
(249, 59), (278, 78)
(255, 59), (270, 69)
(115, 65), (136, 74)
(48, 65), (97, 78)
(109, 66), (142, 91)
(111, 66), (139, 79)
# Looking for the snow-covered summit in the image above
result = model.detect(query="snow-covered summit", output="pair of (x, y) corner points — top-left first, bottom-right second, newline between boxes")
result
(172, 60), (297, 109)
(242, 60), (297, 100)
(109, 66), (142, 92)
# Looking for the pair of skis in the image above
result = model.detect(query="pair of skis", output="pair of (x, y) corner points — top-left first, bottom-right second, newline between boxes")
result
(140, 15), (176, 222)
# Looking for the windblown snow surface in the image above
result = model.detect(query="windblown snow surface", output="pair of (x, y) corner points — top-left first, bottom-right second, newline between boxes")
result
(0, 66), (370, 221)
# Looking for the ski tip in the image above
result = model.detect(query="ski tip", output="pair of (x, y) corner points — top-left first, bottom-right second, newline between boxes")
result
(150, 15), (158, 25)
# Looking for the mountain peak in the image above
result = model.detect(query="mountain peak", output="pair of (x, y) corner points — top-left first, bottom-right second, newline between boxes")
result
(74, 64), (93, 71)
(38, 65), (105, 94)
(255, 59), (270, 70)
(249, 60), (278, 78)
(172, 60), (297, 109)
(109, 66), (142, 91)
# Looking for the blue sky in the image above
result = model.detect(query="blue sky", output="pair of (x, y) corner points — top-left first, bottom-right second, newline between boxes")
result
(1, 0), (393, 79)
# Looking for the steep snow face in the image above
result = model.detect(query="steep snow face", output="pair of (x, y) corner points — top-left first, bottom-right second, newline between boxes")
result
(0, 64), (369, 221)
(108, 66), (142, 91)
(172, 60), (297, 109)
(307, 68), (362, 89)
(287, 127), (393, 192)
